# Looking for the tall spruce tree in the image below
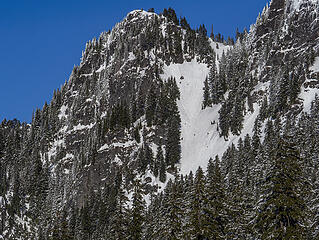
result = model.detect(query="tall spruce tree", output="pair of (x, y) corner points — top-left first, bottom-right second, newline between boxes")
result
(188, 167), (206, 239)
(203, 156), (227, 239)
(202, 77), (212, 109)
(165, 98), (181, 168)
(256, 137), (309, 239)
(129, 180), (146, 240)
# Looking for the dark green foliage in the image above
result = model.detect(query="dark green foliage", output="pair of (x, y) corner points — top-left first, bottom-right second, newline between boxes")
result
(154, 144), (164, 178)
(159, 155), (167, 183)
(202, 77), (212, 109)
(165, 98), (181, 168)
(180, 17), (191, 30)
(129, 180), (146, 240)
(133, 126), (141, 143)
(256, 137), (309, 239)
(145, 86), (157, 127)
(108, 101), (131, 131)
(108, 180), (129, 240)
(162, 8), (179, 25)
(188, 167), (206, 239)
(203, 157), (227, 239)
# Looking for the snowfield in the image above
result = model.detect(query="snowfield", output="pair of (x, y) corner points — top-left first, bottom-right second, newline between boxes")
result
(161, 45), (261, 175)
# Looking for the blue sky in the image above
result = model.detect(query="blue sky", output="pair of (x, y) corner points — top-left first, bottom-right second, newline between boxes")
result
(0, 0), (270, 123)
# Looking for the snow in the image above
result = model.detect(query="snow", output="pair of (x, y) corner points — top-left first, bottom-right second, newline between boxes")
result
(59, 125), (68, 133)
(68, 123), (95, 133)
(127, 9), (156, 18)
(48, 139), (65, 160)
(96, 63), (106, 73)
(162, 59), (260, 175)
(139, 170), (175, 206)
(299, 58), (319, 113)
(128, 52), (136, 61)
(58, 105), (68, 120)
(0, 196), (4, 207)
(113, 140), (135, 148)
(61, 153), (74, 162)
(98, 140), (136, 153)
(209, 40), (231, 60)
(310, 57), (319, 72)
(113, 154), (122, 165)
(299, 84), (319, 113)
(252, 81), (270, 94)
(98, 143), (109, 152)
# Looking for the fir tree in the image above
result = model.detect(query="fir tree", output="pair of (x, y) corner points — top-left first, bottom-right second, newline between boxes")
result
(256, 137), (309, 239)
(165, 98), (181, 168)
(188, 167), (206, 239)
(108, 180), (129, 240)
(129, 180), (146, 240)
(202, 77), (212, 109)
(203, 156), (227, 239)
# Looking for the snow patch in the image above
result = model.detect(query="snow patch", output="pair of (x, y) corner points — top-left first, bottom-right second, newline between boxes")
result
(113, 140), (136, 148)
(68, 123), (95, 133)
(299, 84), (319, 113)
(48, 139), (65, 160)
(98, 143), (109, 152)
(96, 63), (106, 73)
(98, 140), (136, 153)
(310, 57), (319, 72)
(209, 40), (231, 59)
(61, 153), (74, 162)
(58, 105), (68, 120)
(128, 52), (136, 61)
(114, 154), (122, 165)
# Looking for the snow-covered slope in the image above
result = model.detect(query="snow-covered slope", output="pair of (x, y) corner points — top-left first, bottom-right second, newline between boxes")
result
(161, 43), (262, 175)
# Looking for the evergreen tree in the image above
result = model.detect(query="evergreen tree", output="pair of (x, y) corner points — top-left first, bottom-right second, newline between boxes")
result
(203, 156), (227, 239)
(165, 98), (181, 168)
(188, 167), (206, 239)
(154, 144), (164, 178)
(161, 177), (184, 240)
(129, 180), (146, 240)
(210, 24), (214, 39)
(145, 86), (157, 127)
(108, 180), (129, 240)
(256, 137), (309, 239)
(202, 77), (212, 109)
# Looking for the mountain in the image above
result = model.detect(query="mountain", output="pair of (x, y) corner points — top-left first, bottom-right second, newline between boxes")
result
(1, 1), (319, 239)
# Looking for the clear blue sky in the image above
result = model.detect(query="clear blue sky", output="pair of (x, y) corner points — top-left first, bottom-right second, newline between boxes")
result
(0, 0), (270, 123)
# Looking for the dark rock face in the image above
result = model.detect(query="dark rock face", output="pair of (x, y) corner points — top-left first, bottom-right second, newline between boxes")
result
(256, 0), (286, 38)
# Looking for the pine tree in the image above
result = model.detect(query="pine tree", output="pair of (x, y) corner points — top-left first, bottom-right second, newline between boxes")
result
(154, 144), (164, 178)
(188, 167), (206, 239)
(129, 180), (146, 240)
(161, 177), (184, 240)
(202, 77), (212, 109)
(165, 98), (181, 168)
(159, 155), (167, 183)
(108, 180), (129, 240)
(145, 86), (157, 127)
(203, 156), (227, 239)
(256, 137), (309, 239)
(210, 24), (214, 39)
